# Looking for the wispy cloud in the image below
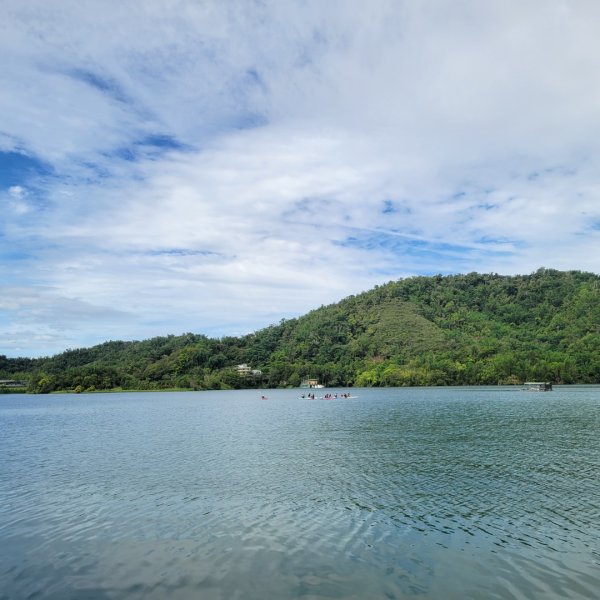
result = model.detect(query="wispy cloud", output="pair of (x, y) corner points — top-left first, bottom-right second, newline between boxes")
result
(1, 0), (600, 356)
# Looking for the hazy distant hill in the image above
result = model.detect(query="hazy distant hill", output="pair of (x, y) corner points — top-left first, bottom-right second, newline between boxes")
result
(2, 269), (599, 392)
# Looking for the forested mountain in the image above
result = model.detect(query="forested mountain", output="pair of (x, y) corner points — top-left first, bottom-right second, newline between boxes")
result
(2, 269), (599, 393)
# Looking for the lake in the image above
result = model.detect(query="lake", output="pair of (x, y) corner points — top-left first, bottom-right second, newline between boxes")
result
(1, 387), (598, 599)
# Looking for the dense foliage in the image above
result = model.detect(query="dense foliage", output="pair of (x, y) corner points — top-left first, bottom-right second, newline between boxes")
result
(2, 269), (599, 393)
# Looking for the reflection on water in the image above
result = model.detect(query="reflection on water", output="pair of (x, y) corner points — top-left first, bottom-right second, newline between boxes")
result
(1, 387), (599, 599)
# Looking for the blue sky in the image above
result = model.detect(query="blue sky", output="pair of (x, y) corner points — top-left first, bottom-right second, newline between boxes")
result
(2, 0), (600, 357)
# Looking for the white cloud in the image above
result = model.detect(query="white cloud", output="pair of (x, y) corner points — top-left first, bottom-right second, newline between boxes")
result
(1, 0), (600, 356)
(5, 185), (31, 215)
(0, 286), (134, 357)
(9, 186), (24, 197)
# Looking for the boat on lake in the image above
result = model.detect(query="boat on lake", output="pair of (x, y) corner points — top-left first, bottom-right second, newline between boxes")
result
(300, 378), (324, 389)
(522, 382), (553, 392)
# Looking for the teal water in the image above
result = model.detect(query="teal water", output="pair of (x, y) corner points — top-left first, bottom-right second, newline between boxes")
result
(1, 387), (598, 599)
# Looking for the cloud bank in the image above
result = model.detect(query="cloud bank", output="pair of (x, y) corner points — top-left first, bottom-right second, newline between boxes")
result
(1, 0), (600, 356)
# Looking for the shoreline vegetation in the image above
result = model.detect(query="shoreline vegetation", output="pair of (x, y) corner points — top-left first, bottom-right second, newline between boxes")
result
(2, 269), (599, 394)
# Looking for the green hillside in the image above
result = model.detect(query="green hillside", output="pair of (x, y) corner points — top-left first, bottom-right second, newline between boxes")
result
(2, 269), (599, 393)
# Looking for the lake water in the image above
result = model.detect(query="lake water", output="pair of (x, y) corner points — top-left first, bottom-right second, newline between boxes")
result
(1, 387), (599, 599)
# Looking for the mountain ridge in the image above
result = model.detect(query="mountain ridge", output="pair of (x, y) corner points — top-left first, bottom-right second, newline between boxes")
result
(2, 268), (599, 392)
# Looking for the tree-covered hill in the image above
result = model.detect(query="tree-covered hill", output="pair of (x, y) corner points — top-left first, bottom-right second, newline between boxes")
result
(2, 269), (599, 393)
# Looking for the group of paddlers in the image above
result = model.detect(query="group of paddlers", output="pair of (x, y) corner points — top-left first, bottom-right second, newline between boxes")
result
(299, 392), (352, 399)
(262, 392), (355, 400)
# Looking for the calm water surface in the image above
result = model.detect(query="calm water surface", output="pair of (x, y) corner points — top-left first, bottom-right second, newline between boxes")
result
(1, 387), (599, 599)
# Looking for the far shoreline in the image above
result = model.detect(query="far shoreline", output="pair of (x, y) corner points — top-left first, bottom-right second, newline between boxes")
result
(3, 383), (600, 396)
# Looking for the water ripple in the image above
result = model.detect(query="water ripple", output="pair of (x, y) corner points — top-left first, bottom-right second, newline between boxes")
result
(1, 387), (599, 599)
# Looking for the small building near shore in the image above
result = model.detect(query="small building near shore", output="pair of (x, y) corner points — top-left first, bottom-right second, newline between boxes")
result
(0, 379), (28, 388)
(236, 364), (262, 377)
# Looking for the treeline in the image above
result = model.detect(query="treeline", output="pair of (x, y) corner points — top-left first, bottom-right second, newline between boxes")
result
(2, 269), (599, 393)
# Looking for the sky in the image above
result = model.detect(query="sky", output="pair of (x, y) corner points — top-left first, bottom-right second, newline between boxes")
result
(2, 0), (600, 358)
